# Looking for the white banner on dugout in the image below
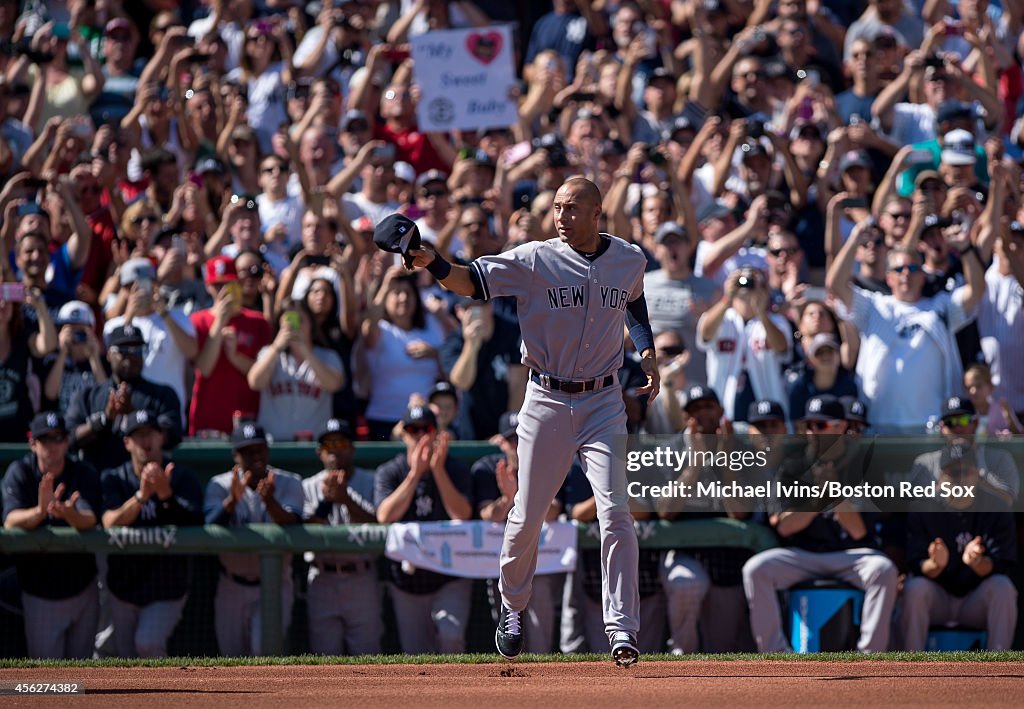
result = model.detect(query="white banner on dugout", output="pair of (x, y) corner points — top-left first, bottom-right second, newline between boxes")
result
(385, 520), (577, 579)
(410, 25), (517, 132)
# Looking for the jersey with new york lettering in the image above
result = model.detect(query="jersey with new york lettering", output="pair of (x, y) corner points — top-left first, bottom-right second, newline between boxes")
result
(470, 235), (646, 380)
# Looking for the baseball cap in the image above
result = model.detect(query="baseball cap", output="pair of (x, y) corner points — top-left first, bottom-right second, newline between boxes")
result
(429, 381), (457, 402)
(839, 149), (872, 173)
(936, 100), (974, 126)
(940, 129), (976, 166)
(665, 114), (695, 141)
(790, 119), (823, 141)
(231, 420), (268, 450)
(401, 405), (437, 428)
(803, 395), (845, 422)
(647, 67), (674, 86)
(341, 109), (370, 132)
(317, 417), (353, 443)
(683, 384), (720, 411)
(120, 409), (163, 436)
(415, 169), (448, 189)
(654, 222), (688, 245)
(914, 170), (943, 189)
(56, 300), (95, 327)
(942, 395), (976, 418)
(393, 161), (416, 185)
(121, 257), (156, 287)
(871, 25), (906, 49)
(747, 399), (785, 424)
(698, 201), (734, 224)
(840, 396), (869, 424)
(230, 125), (257, 143)
(498, 412), (519, 439)
(196, 157), (227, 175)
(806, 333), (840, 357)
(204, 255), (238, 285)
(740, 142), (769, 162)
(373, 213), (421, 268)
(105, 18), (133, 36)
(106, 324), (146, 349)
(30, 411), (67, 439)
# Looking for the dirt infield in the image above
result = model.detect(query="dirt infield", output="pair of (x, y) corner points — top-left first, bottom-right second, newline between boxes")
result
(1, 660), (1023, 707)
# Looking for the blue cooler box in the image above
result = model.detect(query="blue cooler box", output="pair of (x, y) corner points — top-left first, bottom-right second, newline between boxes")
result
(926, 627), (987, 651)
(788, 580), (865, 653)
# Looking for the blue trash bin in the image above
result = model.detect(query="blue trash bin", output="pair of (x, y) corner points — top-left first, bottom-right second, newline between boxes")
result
(788, 579), (864, 653)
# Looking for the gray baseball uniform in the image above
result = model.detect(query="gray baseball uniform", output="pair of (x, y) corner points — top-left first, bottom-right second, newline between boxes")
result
(301, 469), (383, 656)
(204, 467), (304, 657)
(471, 234), (646, 641)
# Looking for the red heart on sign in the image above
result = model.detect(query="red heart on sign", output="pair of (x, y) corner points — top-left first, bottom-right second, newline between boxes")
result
(466, 31), (502, 65)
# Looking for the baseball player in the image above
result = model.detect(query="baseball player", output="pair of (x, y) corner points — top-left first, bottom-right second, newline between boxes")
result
(100, 410), (203, 658)
(204, 421), (304, 656)
(1, 413), (100, 659)
(403, 177), (659, 666)
(302, 418), (383, 656)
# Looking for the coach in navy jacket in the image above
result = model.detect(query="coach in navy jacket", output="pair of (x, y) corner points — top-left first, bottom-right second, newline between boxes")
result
(900, 445), (1018, 650)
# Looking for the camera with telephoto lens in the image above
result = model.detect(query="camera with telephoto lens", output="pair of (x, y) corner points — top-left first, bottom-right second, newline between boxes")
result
(746, 118), (765, 139)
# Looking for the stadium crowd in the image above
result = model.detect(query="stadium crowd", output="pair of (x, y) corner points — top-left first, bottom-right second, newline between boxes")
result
(0, 0), (1022, 658)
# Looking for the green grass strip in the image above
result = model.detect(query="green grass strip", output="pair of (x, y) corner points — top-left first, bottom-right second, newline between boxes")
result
(2, 651), (1023, 669)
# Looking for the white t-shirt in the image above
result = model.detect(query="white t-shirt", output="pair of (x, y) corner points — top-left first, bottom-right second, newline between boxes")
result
(846, 287), (972, 431)
(226, 63), (287, 154)
(364, 317), (445, 422)
(254, 346), (344, 441)
(695, 308), (792, 420)
(258, 192), (304, 260)
(977, 263), (1024, 410)
(342, 193), (400, 226)
(885, 103), (937, 146)
(694, 241), (769, 287)
(104, 311), (196, 424)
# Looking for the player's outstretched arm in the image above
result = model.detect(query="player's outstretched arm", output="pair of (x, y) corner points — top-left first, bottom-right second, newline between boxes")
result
(409, 247), (478, 298)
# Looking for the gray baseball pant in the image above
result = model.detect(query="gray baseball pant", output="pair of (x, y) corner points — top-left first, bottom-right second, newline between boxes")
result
(307, 566), (383, 655)
(900, 574), (1018, 650)
(21, 582), (99, 659)
(110, 595), (187, 658)
(500, 381), (640, 641)
(742, 547), (898, 652)
(559, 570), (586, 653)
(660, 550), (711, 654)
(214, 573), (294, 657)
(389, 579), (472, 654)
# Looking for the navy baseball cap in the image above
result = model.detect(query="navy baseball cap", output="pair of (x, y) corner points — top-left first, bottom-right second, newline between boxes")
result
(498, 412), (519, 439)
(317, 417), (353, 443)
(106, 324), (146, 349)
(429, 381), (458, 402)
(936, 100), (974, 126)
(747, 400), (785, 424)
(401, 405), (437, 428)
(740, 142), (769, 162)
(120, 409), (163, 436)
(341, 109), (370, 132)
(415, 169), (448, 189)
(803, 395), (845, 422)
(840, 396), (869, 424)
(373, 213), (421, 268)
(683, 384), (720, 411)
(196, 157), (226, 175)
(232, 421), (268, 450)
(30, 411), (67, 439)
(839, 149), (872, 173)
(943, 396), (976, 418)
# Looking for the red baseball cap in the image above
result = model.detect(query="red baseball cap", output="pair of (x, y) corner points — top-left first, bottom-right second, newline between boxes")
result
(204, 255), (238, 285)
